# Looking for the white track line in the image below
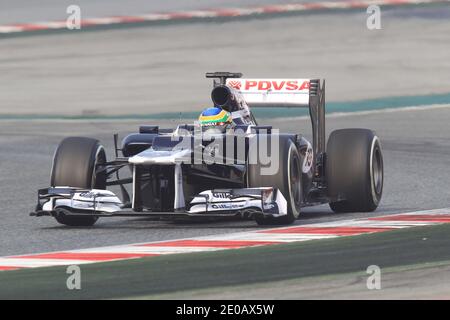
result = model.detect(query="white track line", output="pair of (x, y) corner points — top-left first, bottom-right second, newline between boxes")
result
(73, 246), (223, 255)
(0, 258), (95, 268)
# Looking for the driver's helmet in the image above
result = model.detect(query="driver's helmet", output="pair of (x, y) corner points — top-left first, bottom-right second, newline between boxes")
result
(198, 107), (233, 133)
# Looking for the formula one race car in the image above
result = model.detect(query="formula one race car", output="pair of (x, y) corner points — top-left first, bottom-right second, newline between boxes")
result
(31, 72), (384, 226)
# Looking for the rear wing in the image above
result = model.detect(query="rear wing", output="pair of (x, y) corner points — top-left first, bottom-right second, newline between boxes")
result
(225, 78), (311, 108)
(206, 73), (325, 166)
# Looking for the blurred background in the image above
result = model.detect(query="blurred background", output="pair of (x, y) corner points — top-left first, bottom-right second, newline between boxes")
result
(0, 0), (449, 117)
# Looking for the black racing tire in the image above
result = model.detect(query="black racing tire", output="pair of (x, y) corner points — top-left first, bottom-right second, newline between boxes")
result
(326, 129), (383, 213)
(51, 137), (107, 226)
(247, 135), (302, 225)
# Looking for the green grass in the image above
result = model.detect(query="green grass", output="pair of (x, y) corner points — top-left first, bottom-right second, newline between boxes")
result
(129, 259), (450, 299)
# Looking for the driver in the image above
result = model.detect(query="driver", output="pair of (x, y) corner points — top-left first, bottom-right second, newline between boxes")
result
(198, 107), (233, 133)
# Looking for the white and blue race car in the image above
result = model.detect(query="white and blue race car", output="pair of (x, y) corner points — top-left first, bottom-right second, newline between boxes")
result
(31, 72), (383, 226)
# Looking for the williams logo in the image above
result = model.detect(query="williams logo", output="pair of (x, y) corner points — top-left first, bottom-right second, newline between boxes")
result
(212, 192), (232, 199)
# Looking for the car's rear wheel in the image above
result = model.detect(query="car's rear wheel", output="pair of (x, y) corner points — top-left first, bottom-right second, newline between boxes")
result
(247, 135), (302, 225)
(326, 129), (383, 213)
(51, 137), (107, 226)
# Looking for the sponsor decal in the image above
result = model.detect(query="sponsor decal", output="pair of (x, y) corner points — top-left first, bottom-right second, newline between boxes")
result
(228, 80), (242, 90)
(77, 191), (111, 199)
(263, 203), (276, 210)
(228, 79), (310, 92)
(302, 144), (314, 173)
(212, 192), (232, 199)
(78, 192), (96, 198)
(211, 203), (245, 210)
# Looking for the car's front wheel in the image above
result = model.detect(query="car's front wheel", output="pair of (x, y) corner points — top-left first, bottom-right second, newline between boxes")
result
(247, 135), (302, 225)
(51, 137), (107, 226)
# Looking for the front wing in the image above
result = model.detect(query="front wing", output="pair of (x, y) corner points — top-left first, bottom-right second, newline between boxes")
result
(31, 187), (288, 220)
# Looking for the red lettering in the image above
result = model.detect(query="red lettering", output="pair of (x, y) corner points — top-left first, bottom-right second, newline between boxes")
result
(245, 81), (258, 90)
(258, 81), (271, 90)
(285, 80), (298, 91)
(299, 81), (310, 91)
(271, 81), (285, 90)
(245, 79), (310, 91)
